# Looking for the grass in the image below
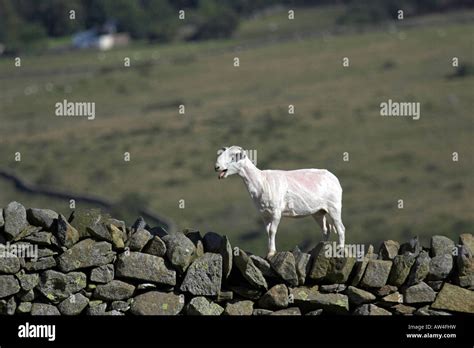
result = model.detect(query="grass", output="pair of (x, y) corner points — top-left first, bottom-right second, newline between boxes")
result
(0, 7), (473, 256)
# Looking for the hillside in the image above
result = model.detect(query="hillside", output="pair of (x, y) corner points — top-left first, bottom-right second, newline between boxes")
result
(0, 6), (473, 256)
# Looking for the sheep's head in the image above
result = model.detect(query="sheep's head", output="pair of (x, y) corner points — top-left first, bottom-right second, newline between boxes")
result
(215, 146), (247, 179)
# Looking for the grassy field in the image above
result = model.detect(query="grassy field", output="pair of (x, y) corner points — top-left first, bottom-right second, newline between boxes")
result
(0, 6), (473, 256)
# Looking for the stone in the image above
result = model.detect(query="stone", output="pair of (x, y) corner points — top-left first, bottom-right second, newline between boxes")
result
(143, 236), (166, 257)
(414, 305), (452, 316)
(31, 303), (60, 316)
(202, 232), (223, 253)
(391, 304), (416, 315)
(406, 250), (430, 286)
(249, 254), (277, 278)
(269, 251), (298, 286)
(319, 284), (347, 293)
(403, 282), (436, 304)
(137, 283), (157, 290)
(36, 248), (58, 258)
(399, 236), (422, 257)
(94, 280), (135, 301)
(71, 209), (114, 235)
(325, 256), (356, 284)
(58, 293), (89, 315)
(18, 289), (35, 302)
(186, 296), (224, 316)
(289, 286), (349, 314)
(107, 224), (125, 249)
(0, 249), (20, 274)
(26, 208), (58, 230)
(24, 257), (57, 272)
(457, 273), (474, 289)
(103, 309), (124, 316)
(22, 231), (57, 246)
(258, 284), (289, 310)
(271, 307), (302, 316)
(184, 229), (202, 245)
(426, 280), (444, 291)
(180, 253), (222, 296)
(379, 240), (400, 260)
(308, 242), (331, 281)
(0, 275), (20, 298)
(459, 233), (474, 254)
(380, 292), (403, 304)
(86, 221), (112, 242)
(360, 260), (392, 288)
(431, 283), (474, 313)
(15, 270), (39, 291)
(0, 296), (16, 314)
(292, 246), (311, 285)
(388, 254), (416, 287)
(115, 252), (176, 286)
(345, 286), (376, 305)
(162, 232), (196, 273)
(130, 291), (184, 315)
(56, 214), (79, 248)
(131, 216), (147, 233)
(228, 285), (263, 300)
(86, 301), (107, 315)
(90, 264), (114, 284)
(216, 290), (233, 303)
(11, 225), (41, 242)
(224, 300), (254, 315)
(3, 201), (28, 240)
(374, 285), (398, 297)
(17, 302), (32, 314)
(58, 239), (115, 272)
(218, 235), (233, 279)
(37, 270), (87, 304)
(427, 254), (453, 280)
(195, 240), (204, 258)
(353, 303), (392, 315)
(456, 245), (474, 288)
(252, 308), (273, 315)
(111, 300), (131, 312)
(351, 245), (376, 286)
(128, 228), (152, 251)
(233, 248), (267, 289)
(430, 235), (455, 257)
(305, 309), (324, 315)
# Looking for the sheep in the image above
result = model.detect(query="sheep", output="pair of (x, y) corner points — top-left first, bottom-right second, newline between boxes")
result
(215, 146), (345, 259)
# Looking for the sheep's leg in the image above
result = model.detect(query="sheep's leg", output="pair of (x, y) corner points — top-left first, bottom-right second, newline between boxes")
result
(312, 212), (329, 241)
(328, 206), (345, 248)
(265, 213), (281, 259)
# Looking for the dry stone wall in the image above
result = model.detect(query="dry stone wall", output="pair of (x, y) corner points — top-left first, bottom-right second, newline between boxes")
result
(0, 201), (473, 316)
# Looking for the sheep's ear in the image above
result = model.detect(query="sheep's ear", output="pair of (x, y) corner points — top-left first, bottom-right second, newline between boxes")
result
(217, 147), (228, 155)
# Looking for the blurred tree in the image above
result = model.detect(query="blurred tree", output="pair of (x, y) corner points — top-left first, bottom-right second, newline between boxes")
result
(0, 0), (47, 53)
(14, 0), (84, 36)
(189, 0), (239, 40)
(0, 0), (472, 52)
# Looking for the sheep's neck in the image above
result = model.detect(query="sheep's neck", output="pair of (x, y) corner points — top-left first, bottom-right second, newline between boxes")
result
(238, 159), (265, 199)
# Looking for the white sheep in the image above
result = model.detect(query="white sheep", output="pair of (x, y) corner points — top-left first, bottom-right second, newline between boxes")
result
(215, 146), (345, 258)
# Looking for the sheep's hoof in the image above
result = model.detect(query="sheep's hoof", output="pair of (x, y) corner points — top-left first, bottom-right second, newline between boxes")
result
(266, 251), (276, 260)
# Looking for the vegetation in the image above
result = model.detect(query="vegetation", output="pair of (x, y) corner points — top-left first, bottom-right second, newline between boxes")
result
(0, 0), (471, 53)
(0, 5), (472, 256)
